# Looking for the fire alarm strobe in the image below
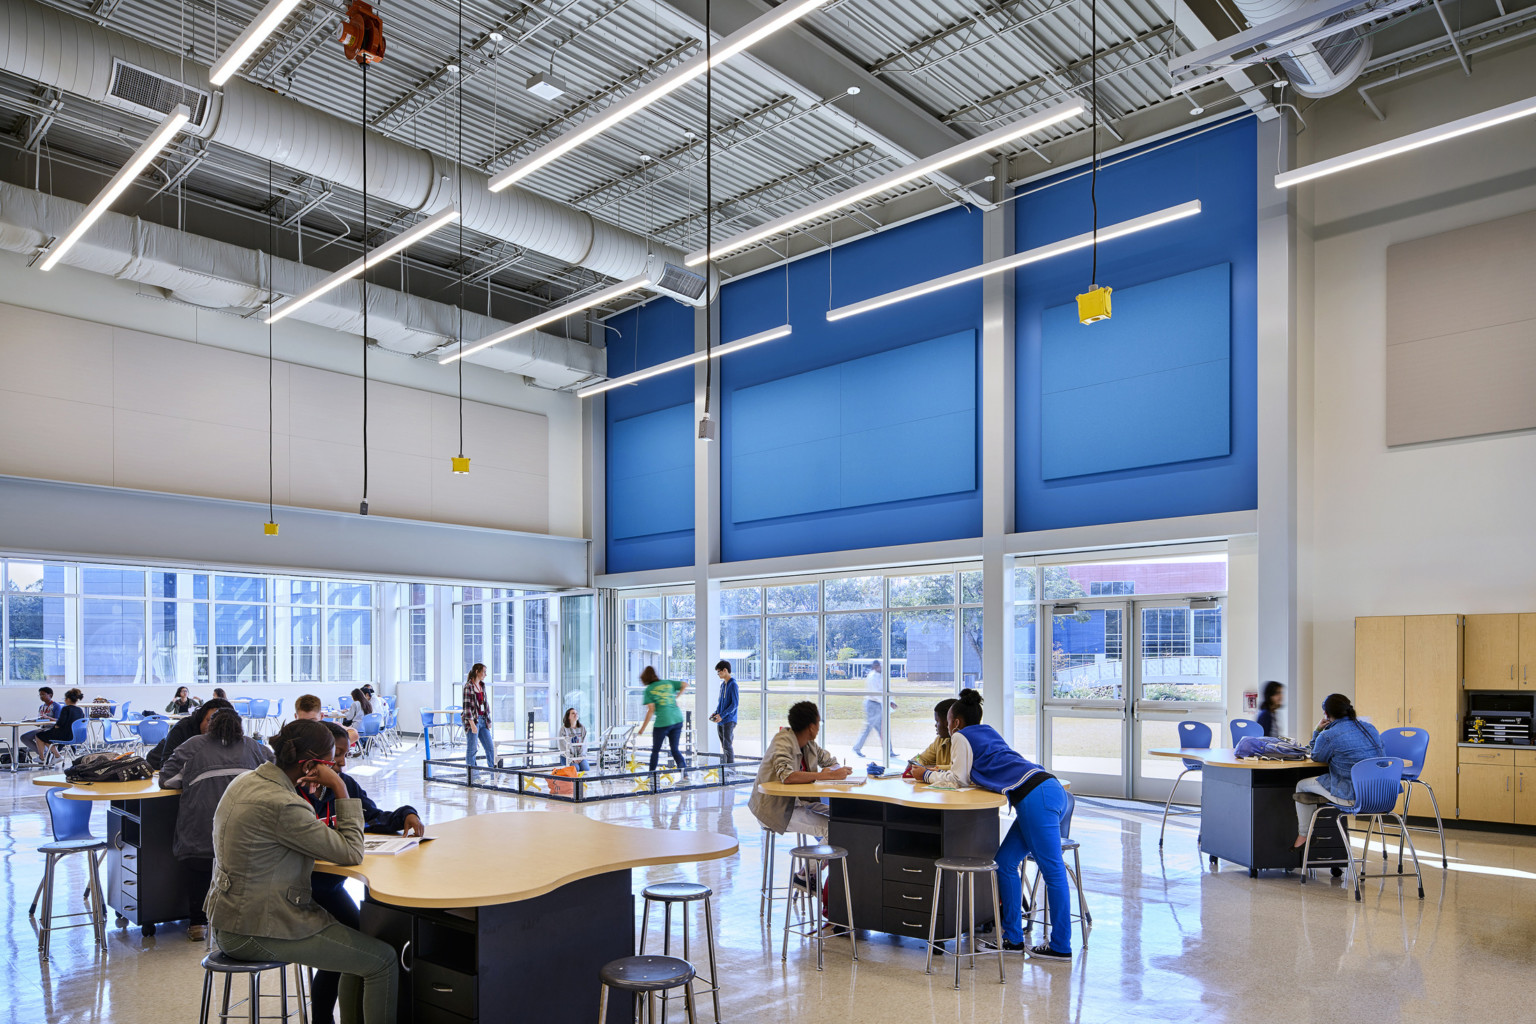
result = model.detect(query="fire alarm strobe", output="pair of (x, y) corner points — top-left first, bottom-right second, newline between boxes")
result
(340, 1), (386, 64)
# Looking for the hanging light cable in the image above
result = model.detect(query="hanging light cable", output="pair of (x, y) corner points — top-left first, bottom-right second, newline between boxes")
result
(1077, 0), (1112, 324)
(359, 59), (372, 515)
(451, 0), (470, 475)
(264, 160), (279, 537)
(699, 0), (716, 442)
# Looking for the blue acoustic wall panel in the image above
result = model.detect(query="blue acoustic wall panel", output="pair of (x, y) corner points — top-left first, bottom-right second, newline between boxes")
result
(604, 299), (695, 572)
(730, 331), (977, 522)
(718, 206), (985, 561)
(1041, 263), (1232, 479)
(1015, 117), (1258, 531)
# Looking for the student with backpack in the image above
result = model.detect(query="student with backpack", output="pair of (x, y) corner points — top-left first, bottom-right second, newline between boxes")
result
(1292, 693), (1384, 847)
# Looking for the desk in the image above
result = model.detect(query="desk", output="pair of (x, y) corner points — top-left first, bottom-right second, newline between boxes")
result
(34, 773), (185, 934)
(319, 811), (735, 1023)
(758, 776), (1003, 941)
(1150, 747), (1329, 876)
(1, 720), (50, 772)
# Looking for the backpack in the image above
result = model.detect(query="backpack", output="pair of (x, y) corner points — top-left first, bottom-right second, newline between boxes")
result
(65, 751), (154, 784)
(1234, 736), (1311, 761)
(88, 697), (114, 719)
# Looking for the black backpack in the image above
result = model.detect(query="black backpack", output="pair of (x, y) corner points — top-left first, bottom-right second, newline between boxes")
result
(65, 751), (153, 784)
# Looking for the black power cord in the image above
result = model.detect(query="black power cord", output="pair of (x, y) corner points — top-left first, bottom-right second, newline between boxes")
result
(360, 59), (371, 515)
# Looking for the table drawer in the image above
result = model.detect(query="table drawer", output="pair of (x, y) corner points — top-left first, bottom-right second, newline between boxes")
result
(1515, 750), (1536, 768)
(882, 906), (940, 940)
(413, 960), (477, 1019)
(884, 879), (938, 914)
(1460, 748), (1514, 766)
(882, 852), (935, 884)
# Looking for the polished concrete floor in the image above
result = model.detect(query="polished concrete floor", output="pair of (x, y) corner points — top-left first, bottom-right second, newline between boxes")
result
(4, 745), (1534, 1024)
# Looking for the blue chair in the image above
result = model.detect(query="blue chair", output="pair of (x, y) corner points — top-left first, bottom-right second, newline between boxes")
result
(47, 717), (92, 767)
(382, 694), (397, 712)
(246, 698), (271, 734)
(110, 700), (133, 724)
(1380, 727), (1447, 869)
(269, 699), (285, 731)
(100, 720), (138, 752)
(1301, 757), (1423, 901)
(355, 713), (384, 757)
(338, 696), (353, 712)
(1159, 720), (1212, 847)
(228, 698), (253, 718)
(1229, 719), (1263, 745)
(137, 717), (171, 748)
(31, 789), (107, 958)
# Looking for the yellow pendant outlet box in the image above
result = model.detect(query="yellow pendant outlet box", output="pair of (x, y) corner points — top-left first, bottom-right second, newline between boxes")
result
(451, 456), (471, 474)
(1077, 285), (1112, 324)
(262, 522), (279, 536)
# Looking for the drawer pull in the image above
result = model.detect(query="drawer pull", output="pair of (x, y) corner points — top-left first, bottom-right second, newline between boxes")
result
(901, 894), (923, 901)
(122, 879), (136, 888)
(900, 867), (922, 874)
(902, 920), (924, 928)
(400, 940), (413, 973)
(431, 984), (453, 994)
(123, 853), (136, 861)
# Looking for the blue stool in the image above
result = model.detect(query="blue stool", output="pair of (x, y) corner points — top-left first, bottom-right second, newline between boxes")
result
(198, 950), (309, 1024)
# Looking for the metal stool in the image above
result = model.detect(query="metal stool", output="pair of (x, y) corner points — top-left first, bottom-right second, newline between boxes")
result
(639, 882), (720, 1024)
(30, 837), (107, 960)
(598, 955), (697, 1024)
(1025, 838), (1092, 946)
(198, 951), (309, 1024)
(757, 828), (810, 918)
(925, 856), (1006, 988)
(780, 844), (857, 971)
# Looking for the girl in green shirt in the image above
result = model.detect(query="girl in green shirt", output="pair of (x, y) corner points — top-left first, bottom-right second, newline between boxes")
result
(638, 666), (689, 771)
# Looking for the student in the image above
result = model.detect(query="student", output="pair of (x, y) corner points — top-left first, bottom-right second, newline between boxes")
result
(212, 688), (228, 700)
(166, 686), (202, 715)
(1256, 681), (1285, 738)
(305, 722), (422, 1024)
(30, 688), (85, 762)
(341, 688), (373, 728)
(159, 708), (272, 941)
(709, 660), (739, 765)
(207, 719), (398, 1023)
(908, 697), (958, 771)
(1292, 693), (1384, 847)
(853, 660), (897, 760)
(638, 666), (688, 772)
(296, 693), (357, 746)
(147, 699), (234, 770)
(462, 663), (495, 768)
(747, 701), (850, 840)
(19, 686), (61, 759)
(919, 689), (1073, 962)
(559, 708), (590, 773)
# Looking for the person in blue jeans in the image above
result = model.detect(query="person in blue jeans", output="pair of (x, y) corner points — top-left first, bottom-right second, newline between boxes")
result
(919, 688), (1072, 962)
(462, 662), (495, 769)
(709, 660), (739, 765)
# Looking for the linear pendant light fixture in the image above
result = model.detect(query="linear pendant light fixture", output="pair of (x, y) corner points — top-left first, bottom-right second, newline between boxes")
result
(683, 99), (1085, 266)
(439, 273), (650, 364)
(1275, 94), (1536, 189)
(209, 0), (306, 86)
(487, 0), (830, 191)
(825, 200), (1201, 320)
(576, 324), (791, 398)
(265, 205), (460, 323)
(40, 105), (191, 271)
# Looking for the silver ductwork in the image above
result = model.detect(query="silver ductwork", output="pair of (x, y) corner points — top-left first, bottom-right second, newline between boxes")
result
(0, 0), (684, 279)
(0, 180), (605, 388)
(1229, 0), (1372, 98)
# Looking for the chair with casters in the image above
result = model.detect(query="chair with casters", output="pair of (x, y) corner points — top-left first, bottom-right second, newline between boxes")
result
(31, 788), (107, 959)
(1229, 719), (1264, 745)
(1300, 757), (1423, 901)
(1379, 727), (1447, 869)
(1025, 790), (1092, 946)
(1159, 720), (1212, 847)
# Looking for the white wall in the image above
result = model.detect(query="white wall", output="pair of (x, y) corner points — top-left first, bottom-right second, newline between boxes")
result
(0, 251), (586, 538)
(1302, 44), (1536, 705)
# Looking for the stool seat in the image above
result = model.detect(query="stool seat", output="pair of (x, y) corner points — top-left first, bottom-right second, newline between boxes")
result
(599, 956), (696, 993)
(38, 838), (108, 855)
(935, 856), (997, 873)
(641, 881), (712, 903)
(789, 843), (846, 862)
(202, 951), (290, 974)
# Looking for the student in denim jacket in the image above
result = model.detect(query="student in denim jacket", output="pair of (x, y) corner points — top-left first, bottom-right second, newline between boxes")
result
(1292, 693), (1384, 845)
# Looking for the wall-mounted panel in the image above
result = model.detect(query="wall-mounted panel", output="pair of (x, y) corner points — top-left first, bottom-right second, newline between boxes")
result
(609, 404), (694, 539)
(1041, 263), (1231, 479)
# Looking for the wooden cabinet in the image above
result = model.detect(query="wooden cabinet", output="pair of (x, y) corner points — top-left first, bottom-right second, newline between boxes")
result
(1354, 615), (1461, 814)
(1355, 616), (1406, 728)
(1465, 614), (1520, 689)
(1458, 759), (1514, 824)
(1521, 615), (1536, 691)
(1516, 763), (1536, 826)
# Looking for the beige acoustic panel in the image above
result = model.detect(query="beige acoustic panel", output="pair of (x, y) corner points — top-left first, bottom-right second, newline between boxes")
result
(1385, 209), (1536, 446)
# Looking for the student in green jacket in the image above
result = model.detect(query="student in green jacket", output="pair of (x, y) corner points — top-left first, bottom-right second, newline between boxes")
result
(638, 665), (689, 771)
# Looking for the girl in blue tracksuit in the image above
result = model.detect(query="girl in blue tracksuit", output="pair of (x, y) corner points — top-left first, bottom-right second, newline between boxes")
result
(919, 688), (1072, 961)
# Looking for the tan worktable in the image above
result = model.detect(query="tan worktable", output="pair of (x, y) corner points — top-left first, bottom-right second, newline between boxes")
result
(315, 810), (737, 909)
(33, 772), (179, 800)
(758, 774), (1007, 808)
(1148, 747), (1409, 770)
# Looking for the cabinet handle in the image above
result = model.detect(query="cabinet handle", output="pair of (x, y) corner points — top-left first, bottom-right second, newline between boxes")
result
(400, 940), (413, 973)
(123, 853), (136, 861)
(901, 894), (923, 901)
(1407, 708), (1413, 724)
(122, 879), (136, 888)
(1396, 709), (1401, 723)
(431, 984), (453, 994)
(874, 843), (880, 865)
(902, 920), (924, 928)
(901, 867), (922, 874)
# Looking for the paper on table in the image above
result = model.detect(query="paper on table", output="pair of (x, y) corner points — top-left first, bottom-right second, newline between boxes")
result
(361, 836), (434, 856)
(824, 774), (867, 786)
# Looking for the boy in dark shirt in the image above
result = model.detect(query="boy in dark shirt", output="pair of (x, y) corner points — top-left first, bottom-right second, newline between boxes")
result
(305, 722), (423, 1024)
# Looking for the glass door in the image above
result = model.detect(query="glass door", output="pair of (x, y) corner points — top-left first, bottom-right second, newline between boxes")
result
(1131, 600), (1226, 802)
(1041, 602), (1128, 796)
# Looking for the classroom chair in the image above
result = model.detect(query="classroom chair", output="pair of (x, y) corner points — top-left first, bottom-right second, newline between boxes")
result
(31, 788), (107, 959)
(597, 956), (698, 1024)
(1380, 727), (1448, 869)
(1300, 756), (1424, 902)
(138, 717), (171, 749)
(1229, 719), (1263, 745)
(1159, 720), (1212, 847)
(46, 717), (92, 767)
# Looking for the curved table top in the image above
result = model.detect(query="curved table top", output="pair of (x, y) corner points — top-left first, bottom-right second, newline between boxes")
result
(33, 773), (180, 800)
(1148, 746), (1329, 770)
(315, 811), (737, 909)
(758, 775), (1007, 809)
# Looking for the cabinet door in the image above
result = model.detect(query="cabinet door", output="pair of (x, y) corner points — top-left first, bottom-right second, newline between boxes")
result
(1457, 763), (1515, 824)
(1355, 617), (1405, 726)
(1403, 615), (1461, 812)
(826, 821), (883, 929)
(1465, 614), (1519, 689)
(1516, 769), (1536, 826)
(1520, 614), (1536, 691)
